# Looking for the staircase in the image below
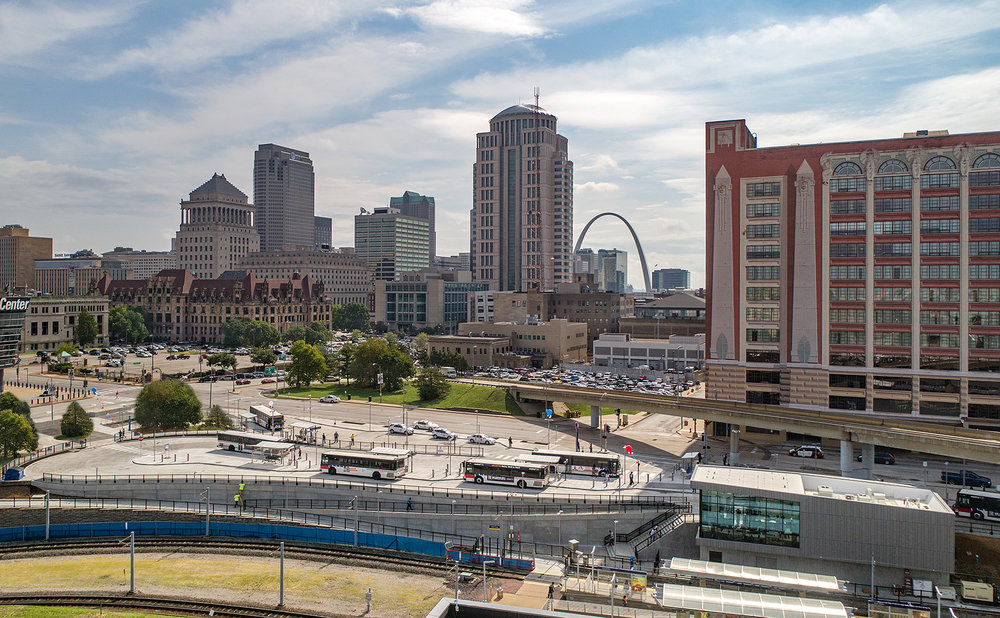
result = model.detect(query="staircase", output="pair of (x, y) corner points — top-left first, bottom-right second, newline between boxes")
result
(602, 503), (694, 559)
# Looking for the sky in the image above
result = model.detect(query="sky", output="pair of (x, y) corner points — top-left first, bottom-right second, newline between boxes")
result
(1, 0), (999, 290)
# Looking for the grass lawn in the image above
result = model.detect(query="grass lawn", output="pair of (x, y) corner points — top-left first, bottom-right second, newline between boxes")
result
(0, 607), (185, 618)
(275, 381), (523, 415)
(565, 403), (639, 416)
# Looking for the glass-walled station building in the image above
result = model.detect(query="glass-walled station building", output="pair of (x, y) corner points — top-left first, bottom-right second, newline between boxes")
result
(691, 466), (953, 586)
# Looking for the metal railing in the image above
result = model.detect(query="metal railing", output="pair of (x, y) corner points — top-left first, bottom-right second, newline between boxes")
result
(604, 505), (692, 546)
(1, 441), (87, 475)
(241, 497), (668, 515)
(39, 472), (693, 506)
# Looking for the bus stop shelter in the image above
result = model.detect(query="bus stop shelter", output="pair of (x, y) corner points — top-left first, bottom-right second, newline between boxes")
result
(289, 421), (320, 444)
(250, 441), (295, 464)
(236, 411), (254, 431)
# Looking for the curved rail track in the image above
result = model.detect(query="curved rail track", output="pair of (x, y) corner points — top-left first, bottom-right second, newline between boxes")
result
(0, 593), (340, 618)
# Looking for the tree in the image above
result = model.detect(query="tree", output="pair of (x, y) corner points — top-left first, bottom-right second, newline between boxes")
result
(349, 337), (414, 391)
(0, 392), (36, 444)
(0, 408), (36, 458)
(55, 343), (78, 356)
(308, 321), (332, 344)
(60, 401), (93, 438)
(75, 308), (98, 347)
(283, 325), (308, 344)
(250, 347), (277, 368)
(287, 340), (328, 388)
(339, 303), (371, 332)
(134, 380), (202, 430)
(109, 306), (149, 343)
(247, 320), (280, 347)
(207, 353), (238, 376)
(221, 319), (249, 348)
(204, 404), (233, 429)
(338, 342), (355, 386)
(414, 367), (450, 401)
(428, 349), (470, 372)
(413, 332), (429, 363)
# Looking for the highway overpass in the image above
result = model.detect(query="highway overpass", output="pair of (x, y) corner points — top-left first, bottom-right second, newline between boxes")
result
(507, 382), (1000, 472)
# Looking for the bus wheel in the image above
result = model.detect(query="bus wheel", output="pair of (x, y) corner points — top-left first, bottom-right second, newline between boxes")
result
(372, 471), (382, 480)
(228, 445), (235, 452)
(474, 476), (485, 484)
(598, 470), (607, 478)
(973, 510), (985, 520)
(517, 480), (527, 489)
(328, 467), (337, 475)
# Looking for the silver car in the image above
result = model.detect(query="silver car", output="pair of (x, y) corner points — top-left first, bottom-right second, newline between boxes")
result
(468, 433), (496, 445)
(388, 423), (414, 435)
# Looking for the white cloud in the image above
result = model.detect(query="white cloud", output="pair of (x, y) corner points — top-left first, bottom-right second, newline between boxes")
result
(0, 2), (127, 66)
(575, 181), (620, 193)
(395, 0), (546, 36)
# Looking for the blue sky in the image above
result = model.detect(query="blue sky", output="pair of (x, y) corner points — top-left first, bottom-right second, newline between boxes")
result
(1, 0), (999, 289)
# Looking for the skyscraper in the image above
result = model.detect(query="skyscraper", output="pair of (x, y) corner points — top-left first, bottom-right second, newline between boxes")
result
(597, 248), (628, 293)
(355, 207), (431, 281)
(390, 190), (436, 262)
(175, 173), (259, 279)
(471, 102), (573, 292)
(652, 268), (691, 291)
(253, 144), (315, 251)
(314, 216), (332, 250)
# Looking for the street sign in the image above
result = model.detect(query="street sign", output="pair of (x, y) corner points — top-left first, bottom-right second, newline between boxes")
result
(279, 355), (286, 361)
(488, 525), (501, 531)
(574, 421), (579, 429)
(377, 373), (384, 385)
(625, 445), (633, 455)
(138, 434), (143, 442)
(546, 409), (553, 418)
(264, 367), (275, 375)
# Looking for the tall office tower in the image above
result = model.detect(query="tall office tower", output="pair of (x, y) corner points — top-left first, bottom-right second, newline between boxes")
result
(574, 248), (598, 275)
(652, 268), (691, 291)
(314, 216), (332, 250)
(0, 225), (52, 290)
(253, 144), (315, 251)
(390, 190), (436, 262)
(175, 173), (259, 279)
(471, 102), (573, 292)
(354, 207), (431, 281)
(705, 119), (1000, 427)
(597, 249), (628, 293)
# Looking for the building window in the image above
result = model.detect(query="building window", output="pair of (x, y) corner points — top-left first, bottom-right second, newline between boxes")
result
(920, 242), (959, 257)
(920, 355), (959, 370)
(746, 328), (780, 343)
(873, 287), (911, 302)
(969, 218), (1000, 233)
(873, 175), (912, 191)
(746, 266), (781, 280)
(834, 162), (863, 176)
(746, 391), (781, 404)
(746, 350), (779, 363)
(920, 310), (960, 325)
(874, 310), (911, 324)
(924, 156), (956, 171)
(830, 287), (866, 302)
(830, 265), (866, 280)
(746, 245), (781, 259)
(920, 378), (960, 393)
(875, 197), (912, 213)
(830, 199), (866, 215)
(700, 490), (799, 548)
(921, 173), (960, 189)
(875, 242), (912, 257)
(830, 308), (866, 323)
(873, 375), (912, 391)
(920, 195), (960, 211)
(969, 357), (1000, 373)
(873, 398), (912, 414)
(969, 404), (1000, 419)
(747, 224), (781, 239)
(830, 222), (866, 236)
(746, 287), (780, 301)
(830, 177), (866, 193)
(970, 194), (1000, 210)
(746, 182), (781, 198)
(970, 241), (1000, 256)
(874, 354), (911, 368)
(830, 352), (865, 366)
(920, 400), (960, 416)
(829, 374), (866, 389)
(969, 380), (1000, 396)
(874, 220), (912, 235)
(920, 264), (960, 280)
(830, 330), (865, 345)
(746, 202), (781, 218)
(830, 395), (866, 410)
(921, 219), (960, 234)
(747, 370), (781, 384)
(970, 264), (1000, 280)
(878, 159), (908, 174)
(873, 331), (912, 347)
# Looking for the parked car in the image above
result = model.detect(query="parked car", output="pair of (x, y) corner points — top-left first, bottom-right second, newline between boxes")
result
(261, 378), (275, 384)
(432, 428), (457, 441)
(941, 470), (992, 488)
(319, 395), (340, 403)
(788, 445), (824, 459)
(235, 378), (251, 385)
(468, 433), (496, 445)
(857, 450), (895, 465)
(3, 466), (24, 481)
(413, 419), (439, 430)
(198, 376), (217, 383)
(388, 423), (414, 435)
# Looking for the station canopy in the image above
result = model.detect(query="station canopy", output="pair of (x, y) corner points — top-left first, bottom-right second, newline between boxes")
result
(371, 447), (412, 457)
(251, 441), (294, 452)
(667, 558), (840, 592)
(289, 421), (321, 430)
(659, 583), (848, 618)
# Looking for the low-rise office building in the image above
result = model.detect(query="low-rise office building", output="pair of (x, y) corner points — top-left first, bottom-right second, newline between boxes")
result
(593, 333), (705, 371)
(20, 297), (110, 352)
(374, 270), (488, 332)
(691, 465), (953, 586)
(426, 334), (524, 368)
(236, 248), (372, 306)
(98, 269), (331, 344)
(456, 318), (587, 368)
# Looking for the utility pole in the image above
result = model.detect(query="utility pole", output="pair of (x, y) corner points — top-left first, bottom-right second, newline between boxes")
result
(203, 486), (210, 535)
(44, 491), (50, 541)
(278, 541), (285, 607)
(129, 532), (135, 595)
(354, 495), (359, 546)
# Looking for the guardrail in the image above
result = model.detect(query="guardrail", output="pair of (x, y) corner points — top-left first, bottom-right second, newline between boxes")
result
(1, 441), (87, 475)
(241, 497), (672, 515)
(38, 472), (694, 505)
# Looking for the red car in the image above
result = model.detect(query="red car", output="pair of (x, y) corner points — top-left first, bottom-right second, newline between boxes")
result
(261, 378), (275, 384)
(235, 378), (251, 385)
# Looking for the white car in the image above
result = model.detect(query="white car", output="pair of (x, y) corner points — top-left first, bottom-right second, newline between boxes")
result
(788, 445), (824, 459)
(432, 428), (457, 441)
(468, 433), (496, 445)
(413, 419), (439, 431)
(319, 395), (341, 403)
(388, 423), (414, 435)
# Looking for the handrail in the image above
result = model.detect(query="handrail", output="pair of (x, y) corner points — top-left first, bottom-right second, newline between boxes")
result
(38, 472), (695, 506)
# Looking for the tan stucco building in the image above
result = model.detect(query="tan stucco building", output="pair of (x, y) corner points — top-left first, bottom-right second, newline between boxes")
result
(453, 318), (587, 368)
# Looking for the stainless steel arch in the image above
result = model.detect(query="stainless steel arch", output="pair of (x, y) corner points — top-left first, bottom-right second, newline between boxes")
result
(574, 212), (652, 292)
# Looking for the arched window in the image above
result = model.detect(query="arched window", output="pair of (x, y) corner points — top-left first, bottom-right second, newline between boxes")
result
(878, 159), (907, 174)
(924, 156), (956, 171)
(834, 162), (863, 176)
(974, 153), (1000, 169)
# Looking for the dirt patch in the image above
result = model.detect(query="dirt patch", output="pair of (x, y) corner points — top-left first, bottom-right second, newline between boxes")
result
(955, 533), (1000, 584)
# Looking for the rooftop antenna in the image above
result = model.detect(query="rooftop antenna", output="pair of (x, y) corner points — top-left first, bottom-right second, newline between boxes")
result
(534, 86), (540, 109)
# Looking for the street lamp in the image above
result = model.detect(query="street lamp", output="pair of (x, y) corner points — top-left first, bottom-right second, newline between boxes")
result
(613, 520), (618, 545)
(557, 509), (563, 547)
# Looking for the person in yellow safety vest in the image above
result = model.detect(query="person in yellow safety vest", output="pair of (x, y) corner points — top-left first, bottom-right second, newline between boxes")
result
(234, 494), (241, 509)
(239, 482), (245, 492)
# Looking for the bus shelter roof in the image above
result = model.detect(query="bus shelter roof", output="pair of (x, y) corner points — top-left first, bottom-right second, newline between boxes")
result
(251, 441), (295, 452)
(667, 558), (841, 592)
(659, 583), (848, 618)
(371, 447), (412, 457)
(289, 421), (321, 430)
(237, 411), (255, 420)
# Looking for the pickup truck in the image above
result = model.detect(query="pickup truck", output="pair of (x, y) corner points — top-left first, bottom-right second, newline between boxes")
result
(941, 470), (993, 488)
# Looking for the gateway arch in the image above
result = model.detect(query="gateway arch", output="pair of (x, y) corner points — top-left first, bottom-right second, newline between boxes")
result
(574, 212), (652, 292)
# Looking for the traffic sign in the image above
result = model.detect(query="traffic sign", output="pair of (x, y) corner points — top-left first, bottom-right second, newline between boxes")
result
(138, 434), (143, 442)
(625, 445), (633, 455)
(546, 409), (553, 418)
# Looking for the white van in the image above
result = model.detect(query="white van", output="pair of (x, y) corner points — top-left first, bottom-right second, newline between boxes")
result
(439, 366), (458, 378)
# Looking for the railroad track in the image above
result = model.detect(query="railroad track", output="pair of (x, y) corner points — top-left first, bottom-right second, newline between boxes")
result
(0, 536), (506, 577)
(0, 593), (340, 618)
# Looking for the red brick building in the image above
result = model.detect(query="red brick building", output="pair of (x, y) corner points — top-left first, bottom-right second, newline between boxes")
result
(705, 120), (1000, 427)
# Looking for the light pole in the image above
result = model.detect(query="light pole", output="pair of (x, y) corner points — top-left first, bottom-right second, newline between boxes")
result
(557, 509), (563, 547)
(369, 363), (376, 431)
(483, 559), (496, 602)
(613, 519), (618, 545)
(472, 345), (477, 386)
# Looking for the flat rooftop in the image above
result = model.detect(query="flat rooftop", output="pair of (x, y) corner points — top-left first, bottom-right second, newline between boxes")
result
(691, 465), (952, 514)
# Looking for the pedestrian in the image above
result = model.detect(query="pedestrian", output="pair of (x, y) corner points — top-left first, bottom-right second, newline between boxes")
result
(406, 497), (413, 511)
(622, 595), (628, 607)
(589, 443), (593, 453)
(629, 471), (634, 485)
(508, 436), (513, 448)
(234, 494), (240, 509)
(350, 434), (355, 446)
(629, 555), (634, 569)
(321, 433), (326, 446)
(239, 482), (245, 493)
(334, 431), (339, 444)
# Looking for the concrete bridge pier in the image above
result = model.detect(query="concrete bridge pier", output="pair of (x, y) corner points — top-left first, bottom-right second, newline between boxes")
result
(854, 443), (875, 480)
(728, 430), (740, 466)
(840, 440), (854, 476)
(591, 405), (600, 429)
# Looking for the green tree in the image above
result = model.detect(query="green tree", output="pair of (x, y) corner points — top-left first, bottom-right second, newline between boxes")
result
(340, 303), (371, 332)
(60, 401), (93, 438)
(134, 380), (202, 430)
(308, 321), (332, 344)
(204, 404), (233, 429)
(247, 320), (280, 347)
(349, 337), (414, 391)
(250, 347), (277, 368)
(221, 319), (250, 347)
(0, 408), (36, 458)
(109, 306), (149, 343)
(413, 332), (429, 363)
(338, 342), (355, 386)
(283, 325), (308, 344)
(287, 340), (328, 388)
(414, 367), (450, 401)
(0, 392), (36, 445)
(55, 343), (78, 356)
(75, 308), (98, 347)
(207, 353), (238, 375)
(428, 349), (470, 372)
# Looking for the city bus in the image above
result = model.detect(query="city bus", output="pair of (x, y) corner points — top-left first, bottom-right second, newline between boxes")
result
(531, 450), (622, 477)
(251, 404), (283, 431)
(955, 488), (1000, 521)
(462, 458), (552, 489)
(320, 449), (409, 480)
(217, 430), (269, 452)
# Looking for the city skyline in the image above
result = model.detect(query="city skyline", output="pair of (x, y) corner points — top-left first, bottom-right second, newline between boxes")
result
(1, 1), (999, 289)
